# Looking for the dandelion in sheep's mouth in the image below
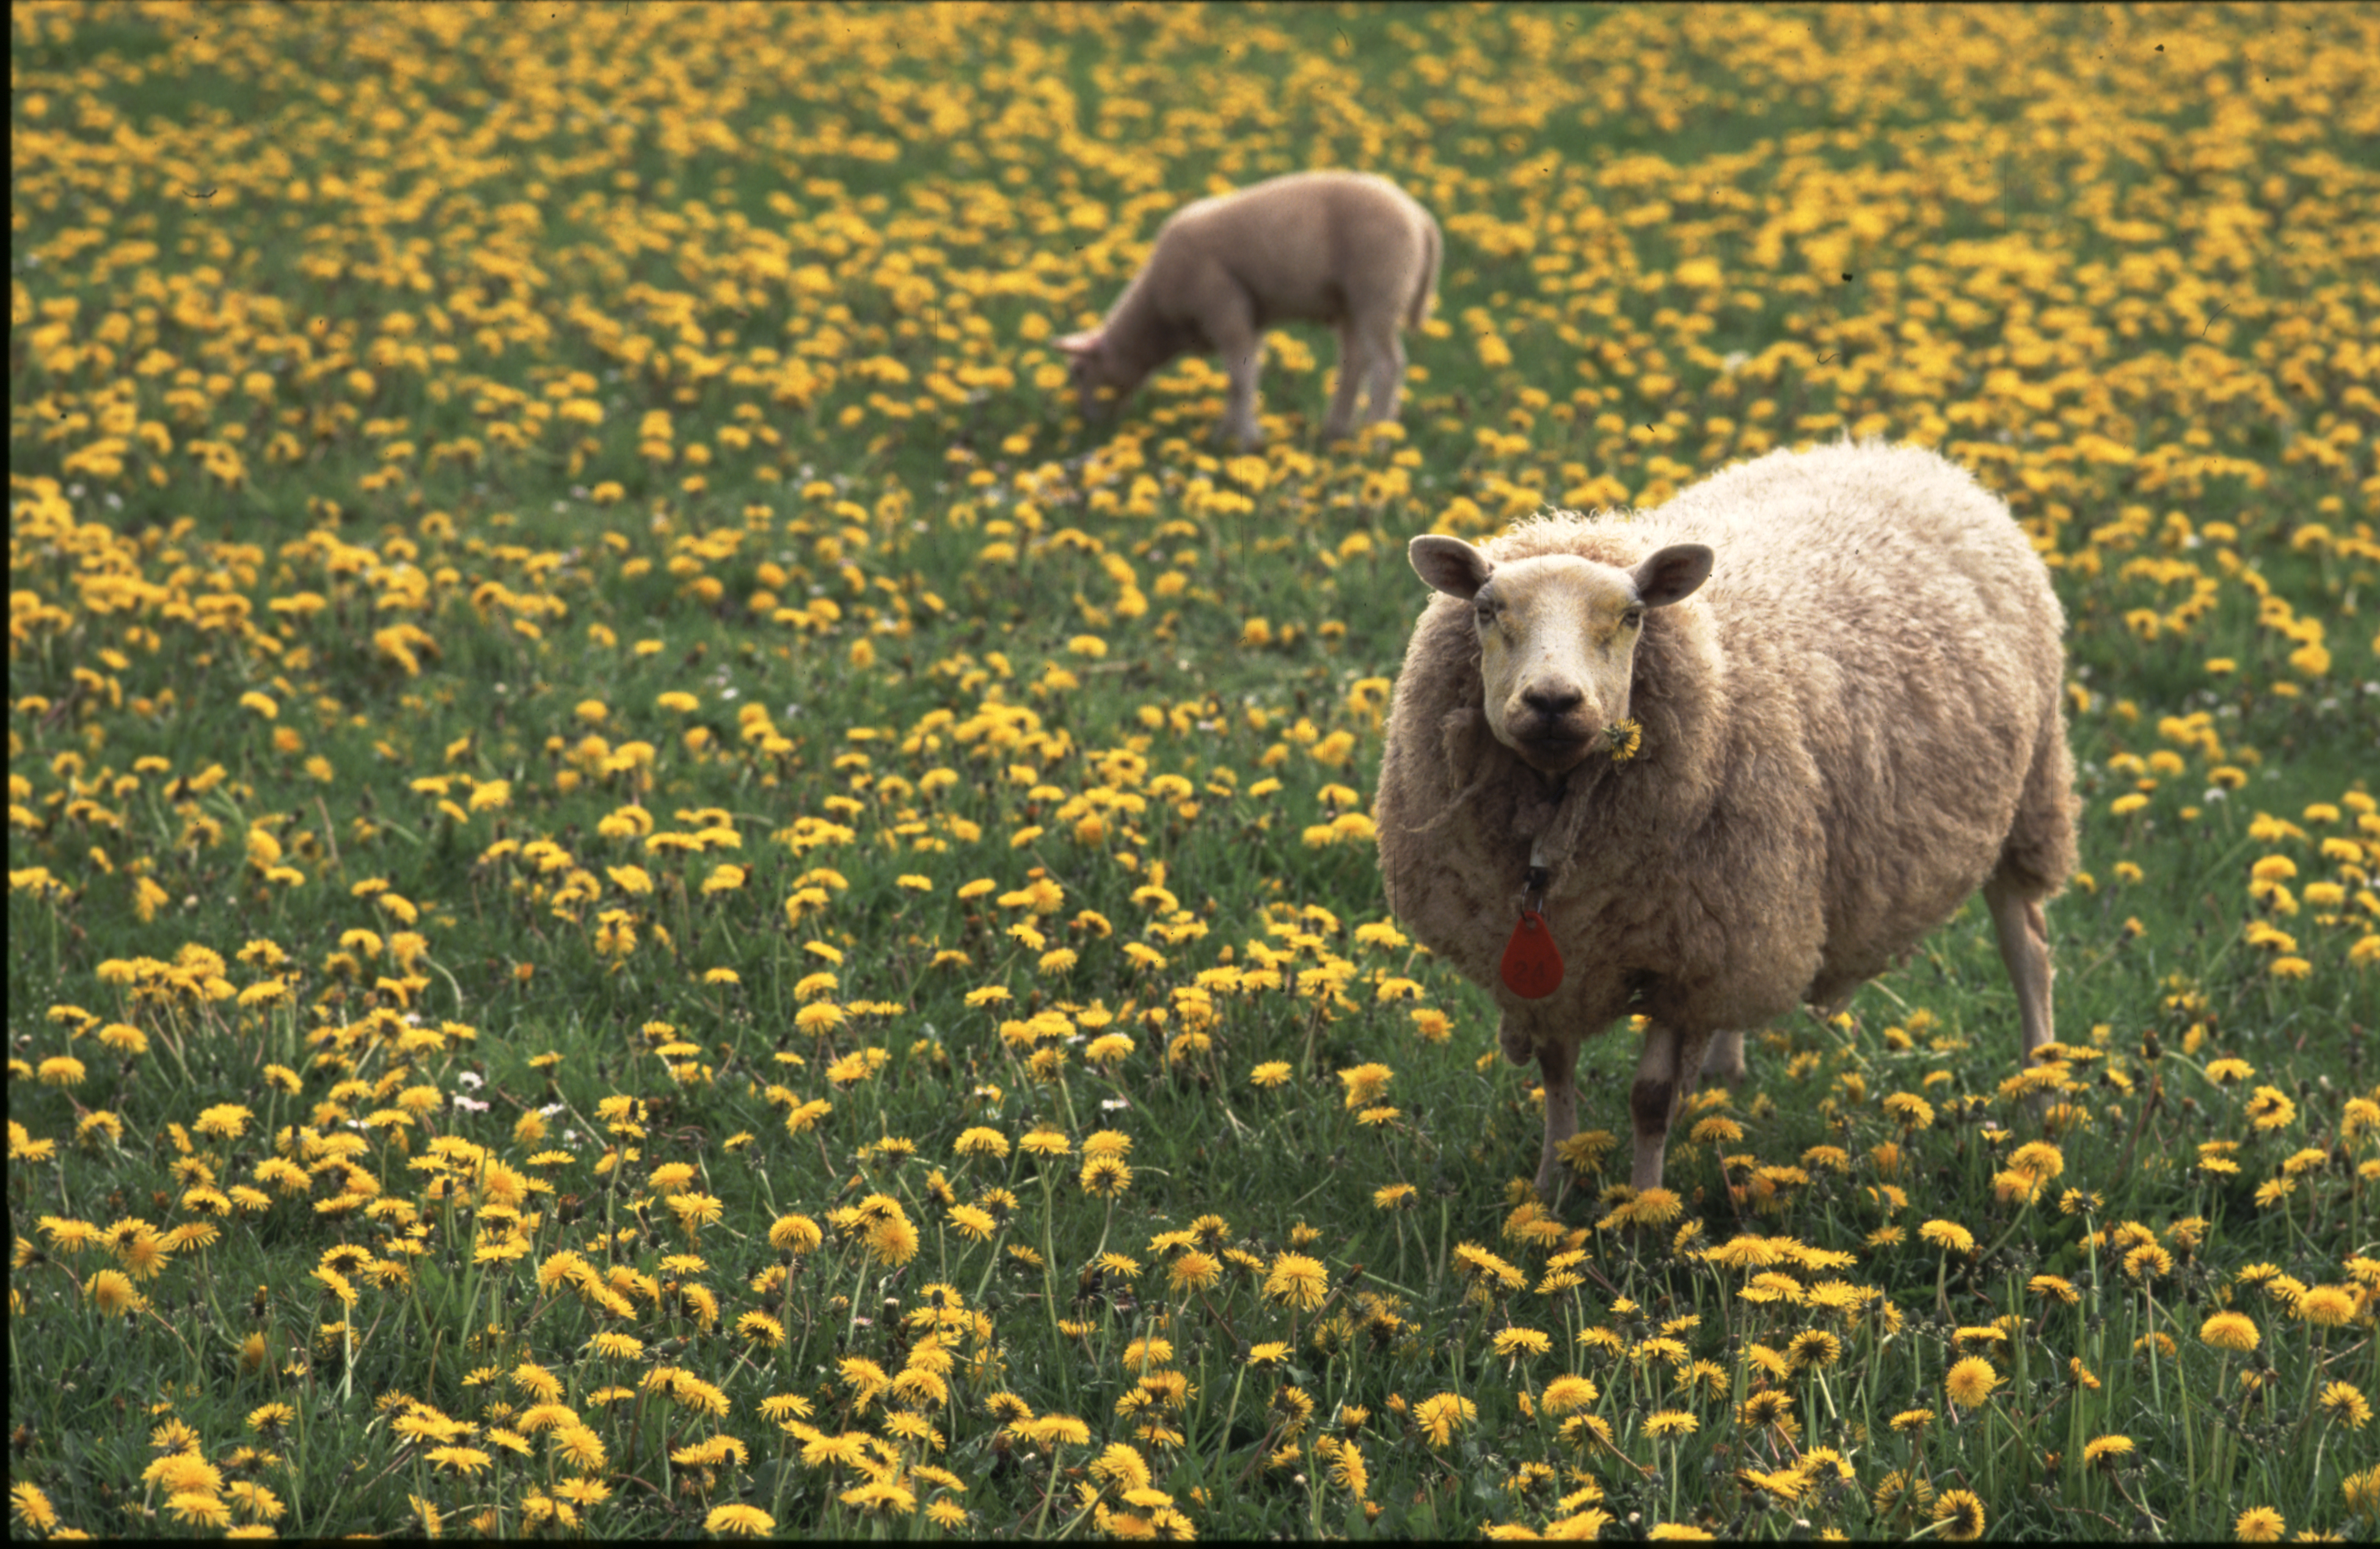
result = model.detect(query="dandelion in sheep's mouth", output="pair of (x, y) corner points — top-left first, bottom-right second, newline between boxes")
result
(1604, 720), (1643, 762)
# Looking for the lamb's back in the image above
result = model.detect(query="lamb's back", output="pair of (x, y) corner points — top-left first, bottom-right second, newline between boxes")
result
(1158, 172), (1431, 324)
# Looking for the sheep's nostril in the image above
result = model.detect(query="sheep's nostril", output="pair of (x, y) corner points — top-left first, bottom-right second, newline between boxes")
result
(1520, 684), (1582, 718)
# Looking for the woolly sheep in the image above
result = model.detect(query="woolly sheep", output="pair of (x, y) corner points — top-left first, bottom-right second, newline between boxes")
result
(1374, 440), (2077, 1200)
(1057, 170), (1440, 450)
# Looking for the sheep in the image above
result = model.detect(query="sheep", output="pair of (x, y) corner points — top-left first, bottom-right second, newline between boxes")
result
(1373, 440), (2077, 1201)
(1056, 170), (1440, 450)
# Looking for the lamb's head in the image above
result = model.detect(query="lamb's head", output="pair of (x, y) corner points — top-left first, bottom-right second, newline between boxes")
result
(1055, 330), (1141, 422)
(1409, 535), (1713, 775)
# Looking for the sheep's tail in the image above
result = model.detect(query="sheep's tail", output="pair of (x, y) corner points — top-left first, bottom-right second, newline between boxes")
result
(1406, 216), (1441, 330)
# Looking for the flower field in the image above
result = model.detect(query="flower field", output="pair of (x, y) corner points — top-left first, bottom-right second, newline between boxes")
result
(10, 1), (2380, 1538)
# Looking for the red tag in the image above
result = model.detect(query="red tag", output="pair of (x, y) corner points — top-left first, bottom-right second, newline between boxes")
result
(1500, 908), (1564, 999)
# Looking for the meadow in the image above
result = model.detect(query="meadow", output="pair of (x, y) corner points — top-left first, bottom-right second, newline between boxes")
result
(8, 1), (2378, 1538)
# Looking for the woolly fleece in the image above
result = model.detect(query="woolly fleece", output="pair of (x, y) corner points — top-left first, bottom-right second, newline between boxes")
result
(1374, 439), (2077, 1195)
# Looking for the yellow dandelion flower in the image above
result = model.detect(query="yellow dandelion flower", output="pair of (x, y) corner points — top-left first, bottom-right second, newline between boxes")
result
(2083, 1434), (2133, 1468)
(2318, 1382), (2371, 1430)
(1944, 1357), (1999, 1407)
(1492, 1327), (1552, 1360)
(10, 1484), (59, 1533)
(2296, 1285), (2357, 1327)
(1541, 1375), (1599, 1415)
(1265, 1253), (1329, 1310)
(2200, 1311), (2259, 1351)
(1414, 1393), (1478, 1448)
(87, 1268), (143, 1315)
(1933, 1489), (1985, 1541)
(1079, 1155), (1132, 1198)
(1169, 1250), (1222, 1292)
(706, 1503), (776, 1536)
(167, 1491), (231, 1528)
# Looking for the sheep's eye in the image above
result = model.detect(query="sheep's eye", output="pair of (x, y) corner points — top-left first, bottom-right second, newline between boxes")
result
(1474, 601), (1497, 625)
(1621, 610), (1644, 630)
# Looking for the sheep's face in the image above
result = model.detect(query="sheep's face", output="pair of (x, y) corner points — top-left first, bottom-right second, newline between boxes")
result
(1410, 536), (1713, 775)
(1055, 330), (1137, 421)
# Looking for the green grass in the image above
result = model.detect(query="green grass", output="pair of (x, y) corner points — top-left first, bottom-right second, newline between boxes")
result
(9, 1), (2378, 1540)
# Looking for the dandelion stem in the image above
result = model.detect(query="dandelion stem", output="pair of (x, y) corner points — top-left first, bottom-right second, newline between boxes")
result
(968, 1242), (1002, 1311)
(1213, 1361), (1248, 1483)
(844, 1253), (870, 1347)
(2142, 1286), (2163, 1415)
(1031, 1442), (1069, 1537)
(1433, 1193), (1450, 1297)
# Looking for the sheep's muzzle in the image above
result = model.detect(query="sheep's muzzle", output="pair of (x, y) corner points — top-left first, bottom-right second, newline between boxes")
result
(1494, 690), (1608, 771)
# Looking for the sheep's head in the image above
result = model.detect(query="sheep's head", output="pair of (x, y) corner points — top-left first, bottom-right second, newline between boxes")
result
(1055, 330), (1136, 421)
(1409, 535), (1713, 776)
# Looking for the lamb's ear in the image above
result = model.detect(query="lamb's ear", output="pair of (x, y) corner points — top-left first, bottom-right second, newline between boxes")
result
(1054, 330), (1101, 357)
(1409, 535), (1493, 600)
(1632, 544), (1713, 608)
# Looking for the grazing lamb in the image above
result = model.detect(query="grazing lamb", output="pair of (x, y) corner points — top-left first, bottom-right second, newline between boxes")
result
(1373, 440), (2076, 1200)
(1057, 170), (1440, 450)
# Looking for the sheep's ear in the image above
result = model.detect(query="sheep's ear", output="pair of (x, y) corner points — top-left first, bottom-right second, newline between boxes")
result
(1054, 330), (1101, 357)
(1409, 535), (1493, 600)
(1632, 544), (1713, 608)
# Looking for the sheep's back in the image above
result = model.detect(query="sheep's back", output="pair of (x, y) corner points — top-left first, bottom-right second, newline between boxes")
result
(1651, 441), (2067, 975)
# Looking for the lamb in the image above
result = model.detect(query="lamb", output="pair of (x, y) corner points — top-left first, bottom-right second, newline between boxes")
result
(1373, 440), (2077, 1201)
(1057, 170), (1440, 450)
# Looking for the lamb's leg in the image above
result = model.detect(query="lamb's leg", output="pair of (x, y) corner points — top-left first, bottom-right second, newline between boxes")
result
(1208, 299), (1266, 450)
(1321, 323), (1367, 445)
(1359, 318), (1407, 428)
(1629, 1021), (1712, 1192)
(1535, 1035), (1580, 1201)
(1984, 873), (2055, 1068)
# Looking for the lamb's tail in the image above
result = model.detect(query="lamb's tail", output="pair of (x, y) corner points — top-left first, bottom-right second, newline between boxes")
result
(1406, 215), (1441, 330)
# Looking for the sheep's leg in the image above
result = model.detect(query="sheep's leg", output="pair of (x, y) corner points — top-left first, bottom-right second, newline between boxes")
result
(1535, 1036), (1579, 1201)
(1698, 1028), (1747, 1087)
(1321, 323), (1368, 445)
(1983, 873), (2055, 1068)
(1497, 1012), (1534, 1068)
(1629, 1022), (1712, 1192)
